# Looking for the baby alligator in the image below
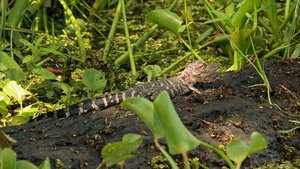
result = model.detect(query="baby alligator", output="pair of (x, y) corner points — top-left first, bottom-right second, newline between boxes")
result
(35, 61), (218, 120)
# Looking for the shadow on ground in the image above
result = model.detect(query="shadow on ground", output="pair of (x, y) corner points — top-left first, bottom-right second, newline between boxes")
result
(3, 59), (300, 168)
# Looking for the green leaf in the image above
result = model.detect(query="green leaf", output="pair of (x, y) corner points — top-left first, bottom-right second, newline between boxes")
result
(6, 69), (25, 83)
(232, 0), (261, 29)
(153, 91), (200, 154)
(0, 102), (9, 118)
(82, 68), (107, 92)
(7, 0), (30, 28)
(0, 51), (21, 71)
(146, 9), (183, 35)
(121, 97), (164, 139)
(142, 65), (162, 82)
(291, 44), (300, 58)
(3, 81), (31, 105)
(247, 131), (268, 155)
(0, 148), (17, 169)
(52, 82), (73, 94)
(18, 38), (34, 48)
(38, 157), (51, 169)
(41, 45), (64, 56)
(10, 116), (30, 125)
(22, 55), (36, 64)
(19, 105), (38, 118)
(16, 160), (39, 169)
(122, 133), (143, 145)
(211, 10), (232, 25)
(0, 91), (11, 105)
(33, 68), (56, 80)
(226, 139), (248, 163)
(101, 134), (143, 167)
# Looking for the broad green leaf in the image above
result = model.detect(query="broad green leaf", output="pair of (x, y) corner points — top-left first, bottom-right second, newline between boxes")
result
(18, 38), (34, 48)
(247, 131), (268, 155)
(16, 160), (39, 169)
(7, 0), (30, 28)
(33, 68), (56, 80)
(0, 148), (17, 169)
(226, 139), (248, 163)
(26, 0), (42, 14)
(122, 133), (143, 145)
(52, 82), (73, 94)
(3, 81), (31, 105)
(6, 69), (25, 83)
(121, 97), (164, 139)
(23, 55), (36, 64)
(101, 134), (143, 167)
(19, 105), (38, 118)
(225, 2), (235, 17)
(82, 68), (107, 92)
(142, 65), (162, 82)
(153, 91), (200, 154)
(232, 0), (261, 29)
(10, 116), (30, 125)
(38, 157), (51, 169)
(0, 51), (21, 71)
(0, 102), (9, 118)
(41, 46), (64, 56)
(0, 91), (11, 105)
(146, 9), (183, 35)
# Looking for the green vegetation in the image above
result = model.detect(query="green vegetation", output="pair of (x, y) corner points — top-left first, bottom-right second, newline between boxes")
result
(0, 148), (50, 169)
(0, 0), (298, 167)
(0, 0), (298, 124)
(117, 91), (267, 169)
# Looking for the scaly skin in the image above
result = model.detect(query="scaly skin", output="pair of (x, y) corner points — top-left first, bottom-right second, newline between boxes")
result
(35, 61), (218, 121)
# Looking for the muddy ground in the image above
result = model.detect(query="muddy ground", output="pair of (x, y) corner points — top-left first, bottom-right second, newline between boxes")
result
(3, 59), (300, 168)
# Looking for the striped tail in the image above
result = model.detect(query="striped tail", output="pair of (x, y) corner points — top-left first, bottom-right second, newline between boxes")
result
(34, 78), (188, 121)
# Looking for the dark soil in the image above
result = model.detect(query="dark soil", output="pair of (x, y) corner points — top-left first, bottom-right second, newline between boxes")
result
(3, 59), (300, 169)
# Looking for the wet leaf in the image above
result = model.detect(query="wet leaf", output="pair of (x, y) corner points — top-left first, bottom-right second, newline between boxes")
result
(0, 52), (21, 71)
(38, 157), (51, 169)
(16, 160), (39, 169)
(146, 9), (183, 35)
(0, 148), (17, 169)
(153, 91), (200, 154)
(82, 68), (107, 92)
(248, 131), (268, 155)
(3, 81), (31, 106)
(121, 97), (164, 139)
(101, 134), (143, 167)
(226, 139), (248, 163)
(142, 65), (162, 82)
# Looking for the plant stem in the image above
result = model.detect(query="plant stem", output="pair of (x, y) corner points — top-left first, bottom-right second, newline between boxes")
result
(181, 151), (190, 169)
(154, 139), (179, 169)
(179, 36), (205, 62)
(198, 140), (235, 169)
(121, 0), (136, 75)
(114, 0), (179, 65)
(103, 0), (122, 62)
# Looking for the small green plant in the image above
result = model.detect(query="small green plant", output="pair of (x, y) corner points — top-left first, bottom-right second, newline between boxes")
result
(0, 148), (51, 169)
(98, 133), (143, 168)
(117, 91), (268, 168)
(0, 80), (38, 126)
(226, 131), (268, 169)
